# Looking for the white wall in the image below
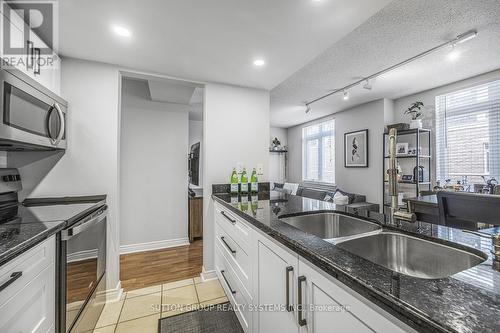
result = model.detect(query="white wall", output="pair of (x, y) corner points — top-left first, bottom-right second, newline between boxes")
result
(120, 78), (189, 249)
(287, 99), (392, 205)
(189, 120), (203, 188)
(203, 83), (269, 272)
(393, 69), (500, 185)
(269, 126), (287, 183)
(8, 58), (122, 297)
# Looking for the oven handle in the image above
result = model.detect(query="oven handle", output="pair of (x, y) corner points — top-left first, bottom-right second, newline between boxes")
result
(52, 102), (65, 146)
(62, 208), (107, 240)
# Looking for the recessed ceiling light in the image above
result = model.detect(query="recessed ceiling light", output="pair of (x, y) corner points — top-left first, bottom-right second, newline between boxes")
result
(253, 59), (265, 67)
(112, 25), (131, 38)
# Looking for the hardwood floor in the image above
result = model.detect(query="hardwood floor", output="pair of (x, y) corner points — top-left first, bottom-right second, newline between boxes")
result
(120, 240), (203, 291)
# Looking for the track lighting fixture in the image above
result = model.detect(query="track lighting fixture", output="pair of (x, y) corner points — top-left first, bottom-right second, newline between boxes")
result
(342, 90), (349, 101)
(305, 103), (311, 114)
(302, 29), (478, 109)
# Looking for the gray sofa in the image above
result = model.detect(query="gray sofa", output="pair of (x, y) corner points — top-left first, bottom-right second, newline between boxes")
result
(273, 183), (379, 213)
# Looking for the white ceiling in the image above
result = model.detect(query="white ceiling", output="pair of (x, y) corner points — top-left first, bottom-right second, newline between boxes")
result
(122, 76), (204, 121)
(270, 0), (500, 128)
(58, 0), (392, 90)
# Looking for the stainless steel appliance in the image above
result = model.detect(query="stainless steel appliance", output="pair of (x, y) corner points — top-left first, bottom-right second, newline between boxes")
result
(0, 68), (67, 150)
(59, 205), (107, 333)
(0, 168), (107, 332)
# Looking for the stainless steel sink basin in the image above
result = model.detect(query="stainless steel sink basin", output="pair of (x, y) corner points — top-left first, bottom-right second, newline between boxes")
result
(279, 213), (381, 243)
(337, 231), (487, 279)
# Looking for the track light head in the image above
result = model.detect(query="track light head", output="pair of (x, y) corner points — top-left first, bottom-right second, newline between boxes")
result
(305, 103), (311, 114)
(362, 80), (372, 90)
(342, 90), (349, 101)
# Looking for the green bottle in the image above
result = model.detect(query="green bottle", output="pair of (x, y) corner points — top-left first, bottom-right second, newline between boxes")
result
(240, 168), (248, 194)
(250, 168), (258, 193)
(230, 168), (239, 194)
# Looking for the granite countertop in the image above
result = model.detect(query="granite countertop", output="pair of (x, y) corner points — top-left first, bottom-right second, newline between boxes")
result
(0, 195), (107, 267)
(0, 220), (65, 266)
(212, 191), (500, 333)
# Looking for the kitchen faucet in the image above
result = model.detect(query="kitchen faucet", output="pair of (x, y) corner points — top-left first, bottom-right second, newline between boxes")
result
(387, 128), (416, 225)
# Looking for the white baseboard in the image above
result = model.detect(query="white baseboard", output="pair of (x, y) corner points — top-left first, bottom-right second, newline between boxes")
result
(200, 266), (218, 282)
(119, 238), (190, 255)
(104, 280), (123, 302)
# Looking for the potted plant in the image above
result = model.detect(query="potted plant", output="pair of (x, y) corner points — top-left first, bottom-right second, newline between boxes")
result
(272, 137), (281, 150)
(405, 101), (424, 129)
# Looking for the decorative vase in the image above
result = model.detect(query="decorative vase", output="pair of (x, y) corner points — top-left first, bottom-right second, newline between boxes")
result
(410, 119), (422, 129)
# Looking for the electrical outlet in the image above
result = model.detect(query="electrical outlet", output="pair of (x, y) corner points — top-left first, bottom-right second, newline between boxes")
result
(257, 163), (264, 175)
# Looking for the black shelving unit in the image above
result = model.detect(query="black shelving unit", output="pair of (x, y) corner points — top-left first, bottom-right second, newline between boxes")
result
(383, 128), (432, 213)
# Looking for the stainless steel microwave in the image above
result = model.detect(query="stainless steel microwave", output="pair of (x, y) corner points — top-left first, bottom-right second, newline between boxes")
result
(0, 68), (67, 150)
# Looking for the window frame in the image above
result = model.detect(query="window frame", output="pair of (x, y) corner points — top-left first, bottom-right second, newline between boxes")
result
(302, 119), (335, 184)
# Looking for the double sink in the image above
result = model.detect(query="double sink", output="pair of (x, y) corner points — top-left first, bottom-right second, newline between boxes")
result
(279, 212), (486, 279)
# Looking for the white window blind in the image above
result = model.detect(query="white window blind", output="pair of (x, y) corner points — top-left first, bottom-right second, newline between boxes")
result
(436, 79), (500, 184)
(302, 119), (335, 184)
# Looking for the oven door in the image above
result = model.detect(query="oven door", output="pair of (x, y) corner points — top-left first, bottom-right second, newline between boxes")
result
(61, 207), (107, 333)
(0, 69), (67, 149)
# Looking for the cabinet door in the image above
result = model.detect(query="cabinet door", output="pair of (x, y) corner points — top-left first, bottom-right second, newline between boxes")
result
(256, 238), (299, 333)
(299, 258), (407, 333)
(0, 263), (55, 333)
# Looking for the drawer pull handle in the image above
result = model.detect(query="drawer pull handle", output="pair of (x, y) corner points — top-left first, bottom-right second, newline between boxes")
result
(286, 266), (293, 312)
(0, 271), (22, 292)
(221, 236), (236, 254)
(221, 270), (237, 294)
(221, 211), (236, 224)
(298, 275), (307, 326)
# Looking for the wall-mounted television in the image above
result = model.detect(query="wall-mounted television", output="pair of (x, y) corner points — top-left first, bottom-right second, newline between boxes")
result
(189, 142), (200, 186)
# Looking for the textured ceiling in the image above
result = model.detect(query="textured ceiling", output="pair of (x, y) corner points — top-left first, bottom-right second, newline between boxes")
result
(270, 0), (500, 128)
(58, 0), (392, 90)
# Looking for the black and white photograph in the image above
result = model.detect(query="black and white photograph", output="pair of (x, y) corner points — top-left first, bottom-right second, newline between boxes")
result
(0, 1), (499, 333)
(344, 129), (369, 167)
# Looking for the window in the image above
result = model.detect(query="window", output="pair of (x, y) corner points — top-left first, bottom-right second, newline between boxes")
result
(436, 79), (500, 184)
(302, 119), (335, 183)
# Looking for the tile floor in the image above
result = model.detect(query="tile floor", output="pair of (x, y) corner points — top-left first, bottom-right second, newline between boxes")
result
(88, 277), (228, 333)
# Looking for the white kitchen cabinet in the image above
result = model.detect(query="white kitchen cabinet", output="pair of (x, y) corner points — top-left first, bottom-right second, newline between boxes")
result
(213, 201), (415, 333)
(298, 258), (410, 333)
(0, 2), (61, 94)
(0, 236), (56, 333)
(254, 235), (299, 333)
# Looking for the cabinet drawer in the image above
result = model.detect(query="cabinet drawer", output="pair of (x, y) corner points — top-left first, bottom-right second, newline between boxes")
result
(214, 203), (251, 252)
(0, 262), (55, 333)
(0, 236), (55, 305)
(215, 223), (251, 293)
(215, 245), (252, 333)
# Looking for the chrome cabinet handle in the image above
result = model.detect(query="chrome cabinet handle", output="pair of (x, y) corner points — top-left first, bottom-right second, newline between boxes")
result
(221, 236), (236, 254)
(0, 271), (22, 292)
(286, 266), (293, 312)
(26, 40), (34, 69)
(298, 275), (307, 326)
(220, 211), (236, 224)
(220, 270), (236, 294)
(34, 47), (40, 75)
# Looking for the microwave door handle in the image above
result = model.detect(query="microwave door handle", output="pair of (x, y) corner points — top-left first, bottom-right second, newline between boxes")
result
(52, 102), (65, 145)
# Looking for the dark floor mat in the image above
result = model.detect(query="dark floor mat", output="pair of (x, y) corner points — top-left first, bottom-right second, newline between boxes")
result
(158, 302), (244, 333)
